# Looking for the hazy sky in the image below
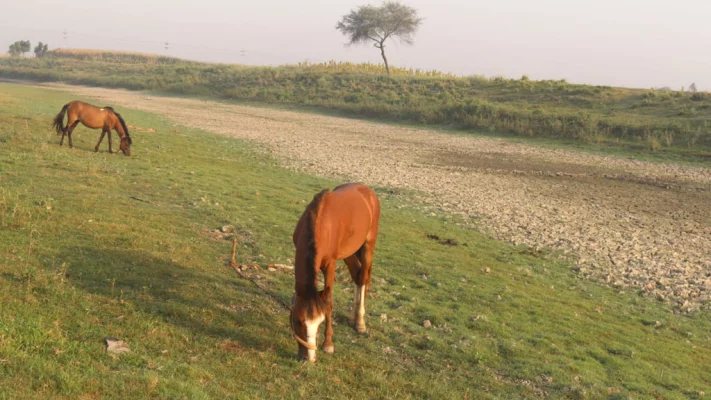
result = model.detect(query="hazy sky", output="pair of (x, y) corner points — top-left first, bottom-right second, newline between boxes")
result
(2, 0), (709, 90)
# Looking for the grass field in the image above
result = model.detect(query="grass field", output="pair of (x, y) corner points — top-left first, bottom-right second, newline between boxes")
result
(1, 49), (711, 160)
(1, 82), (710, 399)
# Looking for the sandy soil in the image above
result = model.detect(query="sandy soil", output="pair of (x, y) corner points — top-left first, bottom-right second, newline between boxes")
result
(48, 84), (711, 311)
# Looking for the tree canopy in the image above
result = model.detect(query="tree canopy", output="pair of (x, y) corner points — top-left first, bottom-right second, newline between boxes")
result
(336, 1), (422, 75)
(8, 40), (31, 57)
(34, 42), (49, 58)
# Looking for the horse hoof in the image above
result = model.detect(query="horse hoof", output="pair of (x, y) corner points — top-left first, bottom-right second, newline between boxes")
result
(356, 324), (367, 333)
(323, 344), (335, 354)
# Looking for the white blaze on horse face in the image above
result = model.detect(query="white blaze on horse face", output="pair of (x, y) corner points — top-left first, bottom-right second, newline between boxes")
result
(304, 313), (325, 362)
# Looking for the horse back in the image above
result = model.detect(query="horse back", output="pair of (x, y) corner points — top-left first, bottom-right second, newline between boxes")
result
(67, 101), (114, 129)
(294, 184), (380, 261)
(332, 183), (380, 223)
(326, 184), (380, 259)
(68, 101), (98, 114)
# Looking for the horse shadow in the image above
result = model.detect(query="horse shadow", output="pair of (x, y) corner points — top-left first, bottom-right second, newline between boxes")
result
(56, 246), (296, 360)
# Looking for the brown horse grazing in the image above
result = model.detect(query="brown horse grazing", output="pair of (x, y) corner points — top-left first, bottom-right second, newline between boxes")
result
(290, 183), (380, 362)
(52, 101), (132, 156)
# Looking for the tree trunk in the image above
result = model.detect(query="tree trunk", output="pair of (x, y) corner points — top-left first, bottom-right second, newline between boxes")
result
(379, 44), (390, 75)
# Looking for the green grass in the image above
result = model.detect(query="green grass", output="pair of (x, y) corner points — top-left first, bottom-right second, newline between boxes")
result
(1, 49), (711, 161)
(1, 82), (710, 399)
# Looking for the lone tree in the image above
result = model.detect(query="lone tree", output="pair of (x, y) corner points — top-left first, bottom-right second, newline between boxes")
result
(34, 42), (49, 58)
(336, 1), (422, 75)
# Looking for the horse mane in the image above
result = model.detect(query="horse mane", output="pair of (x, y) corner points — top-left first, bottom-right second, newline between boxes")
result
(105, 107), (132, 145)
(298, 189), (331, 316)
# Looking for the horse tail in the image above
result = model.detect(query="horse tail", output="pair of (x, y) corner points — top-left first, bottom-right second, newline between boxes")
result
(52, 103), (69, 135)
(110, 109), (132, 145)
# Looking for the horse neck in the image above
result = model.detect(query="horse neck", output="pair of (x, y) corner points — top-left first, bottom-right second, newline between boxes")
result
(110, 114), (127, 138)
(294, 212), (324, 299)
(294, 190), (331, 299)
(294, 237), (319, 299)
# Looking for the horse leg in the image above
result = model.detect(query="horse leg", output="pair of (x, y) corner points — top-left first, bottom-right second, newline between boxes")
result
(59, 118), (75, 146)
(66, 120), (80, 148)
(107, 129), (114, 153)
(355, 240), (375, 333)
(344, 253), (365, 330)
(321, 259), (336, 354)
(95, 128), (107, 152)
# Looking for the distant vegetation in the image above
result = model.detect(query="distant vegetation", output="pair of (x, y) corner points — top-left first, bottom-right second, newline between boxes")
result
(33, 42), (49, 58)
(7, 40), (31, 57)
(1, 49), (710, 154)
(7, 40), (49, 58)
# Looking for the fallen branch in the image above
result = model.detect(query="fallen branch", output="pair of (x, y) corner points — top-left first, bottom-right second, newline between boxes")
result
(426, 233), (459, 246)
(129, 196), (151, 204)
(127, 125), (156, 133)
(227, 240), (290, 311)
(230, 238), (238, 268)
(266, 263), (294, 271)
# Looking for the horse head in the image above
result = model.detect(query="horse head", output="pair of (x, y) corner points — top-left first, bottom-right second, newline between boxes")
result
(119, 135), (132, 156)
(290, 290), (330, 362)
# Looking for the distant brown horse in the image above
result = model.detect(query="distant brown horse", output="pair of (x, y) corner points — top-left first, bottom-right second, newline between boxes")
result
(290, 183), (380, 362)
(52, 101), (132, 156)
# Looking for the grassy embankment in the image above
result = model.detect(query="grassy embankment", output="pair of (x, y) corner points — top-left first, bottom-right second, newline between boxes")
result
(1, 49), (710, 162)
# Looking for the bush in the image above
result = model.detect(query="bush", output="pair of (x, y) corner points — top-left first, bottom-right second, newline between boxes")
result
(691, 92), (709, 101)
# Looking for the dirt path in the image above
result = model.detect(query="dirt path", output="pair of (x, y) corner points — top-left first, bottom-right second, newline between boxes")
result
(49, 84), (711, 311)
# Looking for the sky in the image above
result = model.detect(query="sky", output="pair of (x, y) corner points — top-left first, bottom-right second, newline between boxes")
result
(1, 0), (710, 90)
